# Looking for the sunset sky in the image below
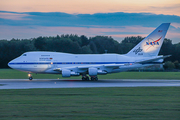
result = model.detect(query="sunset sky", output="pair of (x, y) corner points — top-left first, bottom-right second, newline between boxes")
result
(0, 0), (180, 43)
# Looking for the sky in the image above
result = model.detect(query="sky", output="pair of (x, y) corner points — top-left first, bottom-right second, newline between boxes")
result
(0, 0), (180, 43)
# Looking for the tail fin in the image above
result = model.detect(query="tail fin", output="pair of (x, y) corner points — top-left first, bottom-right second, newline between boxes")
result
(126, 23), (170, 57)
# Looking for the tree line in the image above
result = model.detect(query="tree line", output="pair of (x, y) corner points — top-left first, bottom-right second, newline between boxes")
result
(0, 34), (180, 69)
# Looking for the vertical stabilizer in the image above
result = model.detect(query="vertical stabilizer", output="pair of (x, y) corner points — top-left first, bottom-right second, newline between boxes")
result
(126, 23), (170, 57)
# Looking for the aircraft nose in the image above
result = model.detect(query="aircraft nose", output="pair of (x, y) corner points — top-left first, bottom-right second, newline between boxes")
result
(8, 60), (14, 68)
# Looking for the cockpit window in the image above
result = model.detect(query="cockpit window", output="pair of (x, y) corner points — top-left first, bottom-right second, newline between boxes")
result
(22, 54), (27, 56)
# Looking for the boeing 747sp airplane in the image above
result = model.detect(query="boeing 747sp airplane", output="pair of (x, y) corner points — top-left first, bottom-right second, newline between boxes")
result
(8, 23), (170, 81)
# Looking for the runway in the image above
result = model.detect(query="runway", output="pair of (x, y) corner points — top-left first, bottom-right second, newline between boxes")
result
(0, 79), (180, 89)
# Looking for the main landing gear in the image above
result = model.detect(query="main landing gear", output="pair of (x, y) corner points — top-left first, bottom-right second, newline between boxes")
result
(82, 76), (89, 81)
(82, 75), (98, 81)
(28, 73), (33, 80)
(91, 76), (98, 81)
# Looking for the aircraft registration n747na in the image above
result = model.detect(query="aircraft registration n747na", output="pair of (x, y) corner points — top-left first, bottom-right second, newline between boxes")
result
(8, 23), (170, 81)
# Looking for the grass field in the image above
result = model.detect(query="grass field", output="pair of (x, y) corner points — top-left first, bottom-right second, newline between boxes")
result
(0, 69), (180, 79)
(0, 87), (180, 120)
(0, 69), (180, 119)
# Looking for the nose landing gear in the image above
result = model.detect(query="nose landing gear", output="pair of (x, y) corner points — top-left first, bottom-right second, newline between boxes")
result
(28, 73), (33, 80)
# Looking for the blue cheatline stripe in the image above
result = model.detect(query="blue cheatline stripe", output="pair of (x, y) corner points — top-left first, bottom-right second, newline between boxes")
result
(8, 61), (161, 65)
(9, 62), (131, 65)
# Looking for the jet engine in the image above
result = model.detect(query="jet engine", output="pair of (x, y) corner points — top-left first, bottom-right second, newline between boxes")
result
(62, 70), (80, 77)
(62, 69), (71, 77)
(88, 68), (98, 76)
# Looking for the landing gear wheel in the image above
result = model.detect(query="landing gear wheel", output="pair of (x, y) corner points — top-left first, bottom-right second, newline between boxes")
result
(29, 77), (33, 80)
(86, 76), (89, 81)
(82, 77), (86, 81)
(95, 77), (98, 81)
(28, 73), (33, 80)
(91, 76), (98, 81)
(82, 76), (89, 81)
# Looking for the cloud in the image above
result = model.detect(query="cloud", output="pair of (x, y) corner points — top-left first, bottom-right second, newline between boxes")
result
(0, 12), (30, 20)
(171, 23), (180, 29)
(1, 11), (180, 27)
(0, 11), (180, 43)
(1, 0), (180, 16)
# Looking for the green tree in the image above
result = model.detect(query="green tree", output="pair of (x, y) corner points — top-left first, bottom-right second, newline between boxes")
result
(121, 36), (143, 45)
(163, 61), (175, 70)
(159, 38), (173, 55)
(89, 36), (119, 53)
(81, 45), (92, 54)
(80, 35), (89, 47)
(172, 43), (180, 62)
(34, 36), (47, 50)
(174, 61), (180, 69)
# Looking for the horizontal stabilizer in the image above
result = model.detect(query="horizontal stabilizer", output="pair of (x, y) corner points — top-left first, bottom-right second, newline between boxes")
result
(135, 55), (171, 64)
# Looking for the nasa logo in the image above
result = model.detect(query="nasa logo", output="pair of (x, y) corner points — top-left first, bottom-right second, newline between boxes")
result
(133, 47), (142, 54)
(144, 37), (162, 51)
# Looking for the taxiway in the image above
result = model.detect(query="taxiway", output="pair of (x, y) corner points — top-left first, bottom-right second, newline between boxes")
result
(0, 79), (180, 89)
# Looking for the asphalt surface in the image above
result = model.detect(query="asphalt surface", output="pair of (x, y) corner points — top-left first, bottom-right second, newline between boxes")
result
(0, 79), (180, 89)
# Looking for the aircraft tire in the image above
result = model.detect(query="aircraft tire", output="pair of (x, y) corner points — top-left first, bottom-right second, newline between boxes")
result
(86, 76), (89, 81)
(29, 77), (33, 80)
(91, 77), (98, 81)
(91, 76), (98, 81)
(82, 76), (89, 81)
(82, 77), (85, 81)
(95, 77), (98, 81)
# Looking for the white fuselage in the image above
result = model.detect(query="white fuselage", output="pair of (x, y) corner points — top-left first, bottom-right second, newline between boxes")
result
(8, 51), (157, 74)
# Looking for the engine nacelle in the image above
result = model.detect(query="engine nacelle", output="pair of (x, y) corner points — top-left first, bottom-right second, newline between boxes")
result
(88, 67), (98, 76)
(62, 70), (80, 77)
(62, 69), (71, 77)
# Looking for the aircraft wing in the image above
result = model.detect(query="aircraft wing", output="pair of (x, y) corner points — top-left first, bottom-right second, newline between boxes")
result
(53, 55), (170, 72)
(77, 64), (125, 69)
(135, 55), (171, 64)
(53, 64), (125, 72)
